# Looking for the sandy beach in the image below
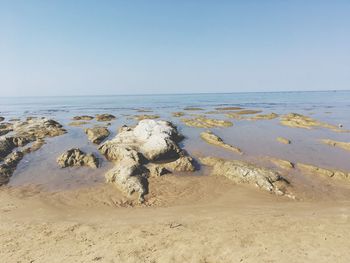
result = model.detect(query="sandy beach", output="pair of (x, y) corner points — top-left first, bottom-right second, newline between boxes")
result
(1, 96), (350, 262)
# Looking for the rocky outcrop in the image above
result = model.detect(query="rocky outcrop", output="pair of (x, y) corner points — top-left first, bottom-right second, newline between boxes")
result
(99, 120), (196, 202)
(0, 118), (66, 185)
(0, 117), (4, 122)
(280, 113), (345, 132)
(73, 115), (94, 121)
(85, 126), (110, 144)
(95, 114), (116, 122)
(200, 156), (293, 197)
(321, 139), (350, 151)
(181, 116), (233, 128)
(276, 137), (291, 145)
(57, 148), (99, 168)
(200, 131), (242, 154)
(0, 122), (13, 136)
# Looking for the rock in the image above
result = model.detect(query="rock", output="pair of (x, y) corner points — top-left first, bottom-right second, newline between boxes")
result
(181, 116), (233, 128)
(68, 121), (90, 126)
(99, 120), (196, 201)
(296, 163), (349, 180)
(215, 107), (243, 111)
(250, 113), (279, 120)
(0, 122), (13, 136)
(321, 139), (350, 151)
(0, 117), (4, 122)
(0, 118), (66, 185)
(280, 113), (344, 132)
(200, 156), (292, 197)
(266, 157), (294, 170)
(73, 115), (94, 121)
(85, 126), (110, 144)
(134, 114), (160, 121)
(234, 109), (262, 115)
(184, 107), (204, 111)
(57, 148), (99, 168)
(172, 112), (185, 117)
(277, 137), (291, 145)
(136, 109), (153, 113)
(95, 114), (116, 122)
(200, 131), (242, 154)
(0, 151), (24, 186)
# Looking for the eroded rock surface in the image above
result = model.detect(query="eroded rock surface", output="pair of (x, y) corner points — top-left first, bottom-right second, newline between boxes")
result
(321, 139), (350, 151)
(181, 116), (233, 128)
(200, 131), (242, 154)
(99, 120), (196, 202)
(57, 148), (99, 168)
(0, 118), (66, 185)
(280, 113), (344, 132)
(85, 126), (110, 144)
(200, 156), (292, 197)
(95, 114), (116, 122)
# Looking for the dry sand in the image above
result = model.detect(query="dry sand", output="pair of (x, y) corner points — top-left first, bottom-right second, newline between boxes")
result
(1, 173), (350, 263)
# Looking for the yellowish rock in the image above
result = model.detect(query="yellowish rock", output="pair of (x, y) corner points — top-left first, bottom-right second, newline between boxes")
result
(297, 163), (349, 180)
(200, 131), (242, 154)
(321, 139), (350, 151)
(181, 116), (233, 128)
(134, 114), (160, 121)
(277, 137), (291, 145)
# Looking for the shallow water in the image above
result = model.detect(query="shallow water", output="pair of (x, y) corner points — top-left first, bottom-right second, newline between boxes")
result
(1, 91), (350, 191)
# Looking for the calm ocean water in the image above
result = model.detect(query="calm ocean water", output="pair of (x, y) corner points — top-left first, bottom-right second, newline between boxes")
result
(1, 90), (350, 116)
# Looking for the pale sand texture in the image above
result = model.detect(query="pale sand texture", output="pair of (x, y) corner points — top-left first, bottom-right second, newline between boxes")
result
(1, 174), (350, 263)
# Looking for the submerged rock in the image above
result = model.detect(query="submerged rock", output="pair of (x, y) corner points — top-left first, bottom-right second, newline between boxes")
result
(214, 106), (243, 111)
(200, 131), (242, 154)
(250, 113), (279, 120)
(172, 112), (185, 117)
(234, 109), (262, 115)
(276, 137), (291, 145)
(99, 120), (196, 201)
(57, 148), (99, 168)
(134, 114), (160, 121)
(85, 126), (110, 144)
(297, 163), (349, 180)
(68, 121), (90, 126)
(280, 113), (344, 132)
(181, 116), (233, 128)
(73, 115), (94, 121)
(95, 114), (116, 122)
(321, 139), (350, 151)
(200, 156), (292, 197)
(184, 107), (204, 111)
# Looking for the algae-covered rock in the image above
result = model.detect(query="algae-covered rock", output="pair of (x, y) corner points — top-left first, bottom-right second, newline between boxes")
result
(321, 139), (350, 152)
(280, 113), (344, 132)
(85, 126), (110, 144)
(200, 131), (242, 154)
(200, 156), (292, 197)
(95, 114), (116, 122)
(181, 116), (233, 128)
(68, 121), (90, 126)
(214, 107), (243, 111)
(250, 113), (279, 120)
(57, 148), (99, 168)
(184, 107), (204, 111)
(276, 137), (291, 145)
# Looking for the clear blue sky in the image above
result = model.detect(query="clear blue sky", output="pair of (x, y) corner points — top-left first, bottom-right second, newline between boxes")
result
(1, 0), (349, 96)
